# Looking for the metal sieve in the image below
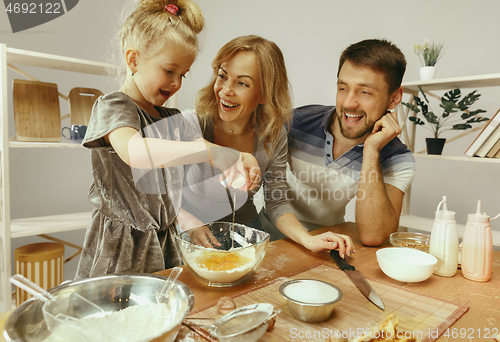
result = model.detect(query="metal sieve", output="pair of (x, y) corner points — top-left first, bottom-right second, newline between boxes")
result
(185, 303), (280, 342)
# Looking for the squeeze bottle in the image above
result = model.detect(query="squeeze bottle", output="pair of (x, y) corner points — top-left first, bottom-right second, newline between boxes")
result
(461, 200), (496, 282)
(429, 196), (458, 277)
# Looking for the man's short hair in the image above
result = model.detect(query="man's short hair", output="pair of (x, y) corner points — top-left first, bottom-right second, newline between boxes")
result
(337, 39), (406, 94)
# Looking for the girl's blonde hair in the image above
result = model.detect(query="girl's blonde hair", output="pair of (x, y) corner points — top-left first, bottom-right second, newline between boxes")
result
(196, 35), (292, 156)
(119, 0), (204, 59)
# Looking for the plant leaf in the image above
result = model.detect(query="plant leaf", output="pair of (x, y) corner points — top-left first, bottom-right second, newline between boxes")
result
(414, 96), (428, 115)
(425, 111), (439, 124)
(465, 117), (489, 123)
(452, 123), (472, 130)
(418, 86), (430, 103)
(461, 109), (487, 119)
(409, 117), (425, 125)
(402, 102), (420, 113)
(442, 89), (461, 104)
(457, 90), (481, 111)
(440, 100), (458, 118)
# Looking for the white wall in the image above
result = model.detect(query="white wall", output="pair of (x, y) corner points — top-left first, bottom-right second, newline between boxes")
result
(1, 0), (500, 282)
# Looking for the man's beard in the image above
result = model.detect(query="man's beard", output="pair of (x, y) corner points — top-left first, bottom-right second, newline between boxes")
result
(336, 107), (374, 140)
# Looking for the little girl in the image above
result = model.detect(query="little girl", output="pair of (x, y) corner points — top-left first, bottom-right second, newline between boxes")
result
(75, 0), (257, 279)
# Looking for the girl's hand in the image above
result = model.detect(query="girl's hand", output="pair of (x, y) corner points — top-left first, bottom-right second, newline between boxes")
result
(241, 152), (261, 191)
(188, 225), (222, 248)
(301, 232), (354, 256)
(211, 146), (261, 191)
(177, 208), (221, 248)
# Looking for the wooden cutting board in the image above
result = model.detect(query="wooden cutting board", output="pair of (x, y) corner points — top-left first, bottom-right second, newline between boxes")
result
(68, 87), (103, 125)
(13, 79), (61, 142)
(186, 263), (468, 342)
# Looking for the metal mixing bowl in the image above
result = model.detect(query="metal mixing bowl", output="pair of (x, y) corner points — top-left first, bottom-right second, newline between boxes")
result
(175, 222), (270, 287)
(279, 279), (343, 323)
(4, 274), (195, 342)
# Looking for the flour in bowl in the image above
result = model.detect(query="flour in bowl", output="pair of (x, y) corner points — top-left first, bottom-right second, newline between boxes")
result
(42, 303), (177, 342)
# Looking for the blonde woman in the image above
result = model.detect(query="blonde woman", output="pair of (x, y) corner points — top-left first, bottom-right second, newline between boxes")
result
(180, 35), (354, 255)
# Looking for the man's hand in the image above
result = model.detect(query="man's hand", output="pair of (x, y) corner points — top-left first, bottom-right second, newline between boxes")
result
(363, 111), (402, 153)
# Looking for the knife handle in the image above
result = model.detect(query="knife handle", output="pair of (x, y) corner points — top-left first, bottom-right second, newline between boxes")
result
(330, 250), (355, 271)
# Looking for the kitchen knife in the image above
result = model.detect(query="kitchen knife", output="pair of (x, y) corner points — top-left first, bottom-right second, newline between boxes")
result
(330, 249), (385, 311)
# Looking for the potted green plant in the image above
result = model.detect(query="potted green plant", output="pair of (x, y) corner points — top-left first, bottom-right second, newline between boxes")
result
(402, 86), (489, 155)
(413, 39), (445, 80)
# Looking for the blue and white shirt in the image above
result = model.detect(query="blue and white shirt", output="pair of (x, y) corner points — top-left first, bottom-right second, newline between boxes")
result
(286, 105), (415, 230)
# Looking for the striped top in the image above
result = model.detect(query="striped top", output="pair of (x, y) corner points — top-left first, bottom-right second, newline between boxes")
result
(286, 105), (415, 230)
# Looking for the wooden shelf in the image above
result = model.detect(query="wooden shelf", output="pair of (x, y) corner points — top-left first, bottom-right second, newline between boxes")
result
(403, 73), (500, 93)
(6, 47), (118, 76)
(9, 139), (84, 149)
(412, 153), (500, 163)
(9, 212), (92, 238)
(400, 214), (500, 246)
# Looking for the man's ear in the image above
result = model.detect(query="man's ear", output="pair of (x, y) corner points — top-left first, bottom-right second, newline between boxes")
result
(125, 49), (139, 73)
(388, 86), (403, 110)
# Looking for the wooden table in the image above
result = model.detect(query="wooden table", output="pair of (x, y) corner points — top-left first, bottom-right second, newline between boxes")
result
(159, 222), (500, 342)
(2, 222), (499, 341)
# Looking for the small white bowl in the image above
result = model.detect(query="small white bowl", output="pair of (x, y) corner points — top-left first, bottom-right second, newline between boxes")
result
(376, 247), (437, 282)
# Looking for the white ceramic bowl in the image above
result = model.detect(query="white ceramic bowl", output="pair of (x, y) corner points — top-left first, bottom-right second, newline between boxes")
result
(376, 247), (437, 282)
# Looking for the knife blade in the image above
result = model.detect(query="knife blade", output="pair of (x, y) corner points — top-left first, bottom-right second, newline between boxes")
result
(330, 249), (385, 311)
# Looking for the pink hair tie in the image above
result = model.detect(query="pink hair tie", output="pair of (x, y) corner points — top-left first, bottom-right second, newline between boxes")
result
(165, 4), (179, 15)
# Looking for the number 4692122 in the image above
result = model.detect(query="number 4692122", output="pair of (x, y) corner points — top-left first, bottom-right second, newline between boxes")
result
(5, 3), (62, 14)
(443, 328), (499, 339)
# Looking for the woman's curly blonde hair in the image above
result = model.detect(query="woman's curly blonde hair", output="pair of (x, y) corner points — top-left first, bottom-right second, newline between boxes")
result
(196, 35), (293, 156)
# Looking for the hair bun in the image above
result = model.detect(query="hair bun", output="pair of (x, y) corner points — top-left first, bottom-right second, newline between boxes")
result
(138, 0), (204, 34)
(171, 0), (204, 34)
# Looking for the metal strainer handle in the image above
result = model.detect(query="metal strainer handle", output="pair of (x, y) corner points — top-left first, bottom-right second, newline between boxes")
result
(10, 274), (55, 303)
(159, 267), (183, 298)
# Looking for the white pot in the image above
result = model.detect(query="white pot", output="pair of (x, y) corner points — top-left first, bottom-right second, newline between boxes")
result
(419, 66), (436, 81)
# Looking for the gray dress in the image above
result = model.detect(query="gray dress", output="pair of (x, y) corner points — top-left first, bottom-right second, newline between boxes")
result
(75, 92), (200, 279)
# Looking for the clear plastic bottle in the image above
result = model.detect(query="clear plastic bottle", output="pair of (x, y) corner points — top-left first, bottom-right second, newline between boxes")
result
(429, 196), (458, 277)
(461, 200), (494, 282)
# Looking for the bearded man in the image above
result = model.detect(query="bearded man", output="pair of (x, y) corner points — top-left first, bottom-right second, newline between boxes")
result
(261, 39), (415, 247)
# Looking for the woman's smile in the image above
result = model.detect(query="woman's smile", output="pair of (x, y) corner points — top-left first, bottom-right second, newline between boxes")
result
(214, 50), (262, 125)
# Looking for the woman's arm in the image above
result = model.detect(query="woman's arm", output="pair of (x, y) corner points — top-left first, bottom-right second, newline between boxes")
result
(106, 127), (260, 190)
(263, 129), (354, 255)
(275, 213), (354, 256)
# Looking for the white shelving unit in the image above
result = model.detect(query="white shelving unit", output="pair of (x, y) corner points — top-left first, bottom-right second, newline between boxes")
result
(0, 44), (119, 311)
(397, 73), (500, 245)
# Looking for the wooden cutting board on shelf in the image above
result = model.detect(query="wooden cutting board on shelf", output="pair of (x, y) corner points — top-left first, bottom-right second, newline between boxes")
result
(186, 263), (468, 342)
(13, 79), (61, 142)
(68, 87), (103, 125)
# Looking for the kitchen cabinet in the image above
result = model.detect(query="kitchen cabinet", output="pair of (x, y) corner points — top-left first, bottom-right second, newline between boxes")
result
(397, 73), (500, 246)
(0, 44), (118, 311)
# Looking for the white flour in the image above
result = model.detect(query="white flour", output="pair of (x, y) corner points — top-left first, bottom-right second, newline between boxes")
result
(284, 280), (340, 304)
(42, 303), (177, 342)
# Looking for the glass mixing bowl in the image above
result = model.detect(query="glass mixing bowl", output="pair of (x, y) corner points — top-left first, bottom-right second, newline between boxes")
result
(175, 222), (270, 287)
